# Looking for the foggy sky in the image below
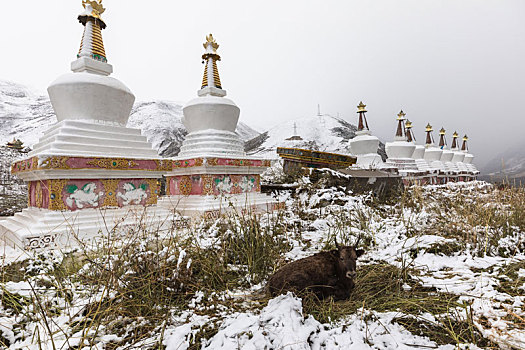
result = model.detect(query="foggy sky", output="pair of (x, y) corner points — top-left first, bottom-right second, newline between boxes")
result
(1, 0), (523, 166)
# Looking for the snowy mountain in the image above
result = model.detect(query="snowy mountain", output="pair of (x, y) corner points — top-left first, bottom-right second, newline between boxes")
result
(245, 113), (386, 160)
(480, 142), (525, 183)
(0, 80), (260, 157)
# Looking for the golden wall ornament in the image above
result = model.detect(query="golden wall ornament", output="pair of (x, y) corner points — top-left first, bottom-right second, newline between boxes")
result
(49, 179), (68, 211)
(201, 175), (214, 195)
(101, 179), (119, 207)
(145, 179), (159, 205)
(41, 156), (70, 170)
(87, 158), (138, 169)
(179, 176), (193, 196)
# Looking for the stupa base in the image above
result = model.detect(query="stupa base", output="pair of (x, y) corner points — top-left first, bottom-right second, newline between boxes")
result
(0, 205), (173, 250)
(157, 192), (281, 219)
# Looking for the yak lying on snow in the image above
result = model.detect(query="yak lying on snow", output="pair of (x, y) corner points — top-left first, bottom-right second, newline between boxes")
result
(268, 245), (364, 301)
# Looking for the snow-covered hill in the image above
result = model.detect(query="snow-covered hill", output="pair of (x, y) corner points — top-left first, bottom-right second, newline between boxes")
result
(0, 80), (260, 157)
(480, 142), (525, 183)
(245, 113), (386, 160)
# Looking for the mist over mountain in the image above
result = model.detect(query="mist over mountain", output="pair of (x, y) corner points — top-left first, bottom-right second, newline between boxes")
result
(480, 141), (525, 184)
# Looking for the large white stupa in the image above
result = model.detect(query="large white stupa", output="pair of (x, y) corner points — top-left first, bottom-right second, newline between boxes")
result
(348, 102), (384, 169)
(2, 0), (171, 249)
(385, 111), (418, 174)
(158, 35), (278, 216)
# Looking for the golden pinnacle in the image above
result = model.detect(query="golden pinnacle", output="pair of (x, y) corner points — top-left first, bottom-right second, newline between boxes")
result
(425, 123), (433, 132)
(453, 131), (459, 138)
(204, 33), (220, 52)
(405, 120), (413, 129)
(82, 0), (105, 19)
(439, 127), (446, 135)
(357, 101), (367, 113)
(397, 110), (406, 120)
(463, 135), (468, 141)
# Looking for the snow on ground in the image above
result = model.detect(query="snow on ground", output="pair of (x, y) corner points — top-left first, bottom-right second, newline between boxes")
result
(1, 180), (523, 349)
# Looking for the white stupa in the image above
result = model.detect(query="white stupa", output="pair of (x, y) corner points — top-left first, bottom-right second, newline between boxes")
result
(450, 131), (468, 178)
(158, 34), (277, 216)
(461, 135), (479, 177)
(439, 128), (459, 178)
(405, 121), (427, 170)
(423, 123), (446, 183)
(385, 111), (418, 174)
(2, 0), (171, 249)
(349, 102), (384, 169)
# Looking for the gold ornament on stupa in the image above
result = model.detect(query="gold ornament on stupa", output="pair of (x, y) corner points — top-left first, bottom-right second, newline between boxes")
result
(82, 0), (105, 20)
(425, 123), (433, 132)
(397, 110), (406, 120)
(405, 120), (413, 129)
(78, 0), (107, 62)
(357, 101), (367, 113)
(463, 135), (468, 141)
(453, 131), (459, 138)
(201, 34), (222, 89)
(203, 34), (220, 54)
(439, 127), (446, 135)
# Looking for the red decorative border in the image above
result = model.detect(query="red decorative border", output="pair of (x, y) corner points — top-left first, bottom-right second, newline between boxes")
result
(11, 156), (171, 174)
(173, 157), (271, 169)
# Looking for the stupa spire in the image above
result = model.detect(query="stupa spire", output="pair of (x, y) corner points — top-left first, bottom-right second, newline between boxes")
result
(356, 101), (370, 132)
(451, 131), (459, 150)
(395, 110), (406, 139)
(438, 127), (447, 148)
(461, 135), (469, 151)
(405, 120), (415, 143)
(201, 34), (222, 90)
(77, 0), (107, 63)
(425, 123), (434, 146)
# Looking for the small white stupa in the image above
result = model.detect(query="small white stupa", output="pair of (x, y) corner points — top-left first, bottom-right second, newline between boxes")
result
(349, 102), (383, 169)
(450, 131), (468, 179)
(461, 135), (479, 178)
(385, 111), (418, 174)
(405, 120), (432, 181)
(439, 128), (459, 179)
(159, 34), (277, 217)
(423, 123), (445, 183)
(3, 0), (171, 249)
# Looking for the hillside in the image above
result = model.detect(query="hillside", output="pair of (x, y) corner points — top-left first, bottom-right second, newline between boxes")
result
(480, 142), (525, 184)
(245, 113), (387, 160)
(0, 80), (260, 158)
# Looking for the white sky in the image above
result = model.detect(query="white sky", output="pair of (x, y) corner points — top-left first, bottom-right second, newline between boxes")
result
(1, 0), (524, 165)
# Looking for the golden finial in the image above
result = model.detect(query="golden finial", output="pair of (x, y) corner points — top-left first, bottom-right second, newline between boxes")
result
(425, 123), (433, 132)
(397, 110), (406, 120)
(405, 120), (413, 129)
(453, 131), (459, 138)
(439, 127), (446, 135)
(82, 0), (105, 19)
(357, 101), (367, 113)
(203, 34), (220, 53)
(463, 134), (468, 141)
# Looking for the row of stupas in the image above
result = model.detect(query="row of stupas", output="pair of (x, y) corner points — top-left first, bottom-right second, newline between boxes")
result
(348, 102), (478, 184)
(1, 0), (277, 250)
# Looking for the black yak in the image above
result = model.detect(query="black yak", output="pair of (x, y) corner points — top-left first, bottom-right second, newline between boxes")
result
(268, 243), (364, 301)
